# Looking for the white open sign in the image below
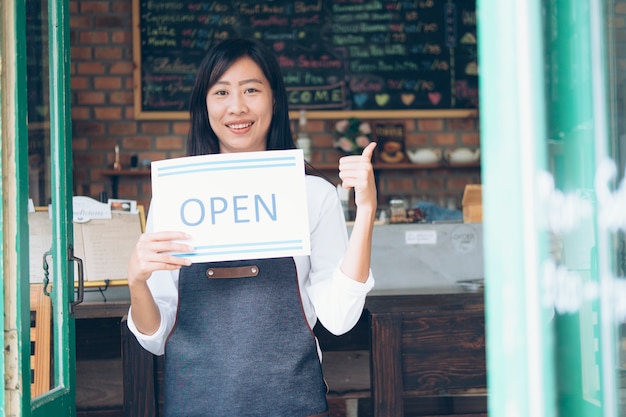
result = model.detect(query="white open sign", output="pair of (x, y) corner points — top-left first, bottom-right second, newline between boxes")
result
(151, 149), (310, 263)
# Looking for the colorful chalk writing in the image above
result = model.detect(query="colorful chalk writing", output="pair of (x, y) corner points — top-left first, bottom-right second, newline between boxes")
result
(135, 0), (478, 114)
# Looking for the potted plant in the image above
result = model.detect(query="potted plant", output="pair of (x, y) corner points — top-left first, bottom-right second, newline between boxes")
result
(333, 118), (372, 155)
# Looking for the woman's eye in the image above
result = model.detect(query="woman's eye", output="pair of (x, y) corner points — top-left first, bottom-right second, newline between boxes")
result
(245, 88), (259, 94)
(214, 90), (228, 96)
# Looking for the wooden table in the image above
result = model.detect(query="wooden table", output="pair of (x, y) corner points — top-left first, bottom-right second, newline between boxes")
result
(366, 288), (487, 417)
(74, 300), (130, 319)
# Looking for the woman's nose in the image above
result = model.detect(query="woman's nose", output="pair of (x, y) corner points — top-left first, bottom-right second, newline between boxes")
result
(228, 94), (247, 114)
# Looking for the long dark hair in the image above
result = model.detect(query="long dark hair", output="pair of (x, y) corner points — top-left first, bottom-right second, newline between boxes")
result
(186, 38), (295, 156)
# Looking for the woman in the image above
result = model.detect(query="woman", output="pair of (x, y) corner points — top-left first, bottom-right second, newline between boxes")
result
(126, 38), (377, 417)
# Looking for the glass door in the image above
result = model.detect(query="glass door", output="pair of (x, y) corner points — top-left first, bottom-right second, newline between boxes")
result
(30, 0), (78, 415)
(3, 0), (77, 415)
(478, 0), (622, 416)
(544, 0), (617, 415)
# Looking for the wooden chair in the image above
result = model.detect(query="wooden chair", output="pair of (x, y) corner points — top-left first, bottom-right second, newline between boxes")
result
(30, 283), (51, 397)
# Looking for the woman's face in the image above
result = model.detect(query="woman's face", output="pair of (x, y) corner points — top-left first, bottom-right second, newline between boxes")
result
(206, 57), (274, 153)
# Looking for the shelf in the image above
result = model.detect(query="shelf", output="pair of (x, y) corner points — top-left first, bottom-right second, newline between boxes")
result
(288, 109), (478, 120)
(101, 169), (151, 177)
(100, 163), (480, 198)
(74, 300), (130, 319)
(377, 162), (439, 169)
(311, 162), (480, 171)
(101, 164), (480, 175)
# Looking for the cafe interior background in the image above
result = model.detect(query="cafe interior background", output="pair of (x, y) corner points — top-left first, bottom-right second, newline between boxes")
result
(4, 0), (626, 416)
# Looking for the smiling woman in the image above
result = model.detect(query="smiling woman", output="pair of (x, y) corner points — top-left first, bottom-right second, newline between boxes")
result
(125, 38), (378, 417)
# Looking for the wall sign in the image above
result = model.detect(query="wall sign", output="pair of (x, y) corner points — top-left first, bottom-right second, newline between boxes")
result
(132, 0), (478, 119)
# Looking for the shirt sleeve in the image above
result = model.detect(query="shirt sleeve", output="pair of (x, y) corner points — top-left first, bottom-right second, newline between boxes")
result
(126, 208), (180, 356)
(303, 177), (375, 335)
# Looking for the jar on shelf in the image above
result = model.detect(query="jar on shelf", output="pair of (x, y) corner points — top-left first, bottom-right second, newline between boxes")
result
(389, 198), (408, 223)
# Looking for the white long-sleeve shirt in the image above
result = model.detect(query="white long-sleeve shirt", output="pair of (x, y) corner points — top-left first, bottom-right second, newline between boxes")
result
(127, 175), (375, 356)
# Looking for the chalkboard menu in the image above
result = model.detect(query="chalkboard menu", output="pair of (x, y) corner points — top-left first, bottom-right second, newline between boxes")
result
(133, 0), (478, 119)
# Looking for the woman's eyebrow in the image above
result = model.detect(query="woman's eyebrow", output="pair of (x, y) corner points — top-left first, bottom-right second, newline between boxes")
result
(239, 78), (264, 86)
(212, 78), (264, 87)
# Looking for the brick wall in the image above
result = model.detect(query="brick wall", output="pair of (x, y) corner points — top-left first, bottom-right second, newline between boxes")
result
(69, 0), (481, 212)
(304, 117), (481, 212)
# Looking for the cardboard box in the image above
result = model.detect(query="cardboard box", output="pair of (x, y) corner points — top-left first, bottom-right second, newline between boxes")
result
(462, 184), (482, 223)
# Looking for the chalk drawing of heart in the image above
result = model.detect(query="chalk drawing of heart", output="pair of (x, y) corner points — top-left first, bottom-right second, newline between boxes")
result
(274, 42), (285, 52)
(401, 94), (415, 106)
(375, 94), (390, 106)
(352, 94), (368, 108)
(428, 92), (442, 105)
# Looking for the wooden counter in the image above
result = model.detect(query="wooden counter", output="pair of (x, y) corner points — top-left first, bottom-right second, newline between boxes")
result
(74, 300), (130, 319)
(120, 288), (487, 417)
(366, 288), (487, 417)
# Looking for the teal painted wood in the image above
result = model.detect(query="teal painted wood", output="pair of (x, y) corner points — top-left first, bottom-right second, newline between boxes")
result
(30, 0), (76, 415)
(545, 0), (617, 416)
(477, 1), (555, 416)
(588, 0), (619, 413)
(479, 0), (618, 416)
(9, 0), (34, 413)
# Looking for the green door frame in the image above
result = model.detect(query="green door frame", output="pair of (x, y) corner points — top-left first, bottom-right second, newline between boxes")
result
(477, 1), (555, 415)
(32, 0), (77, 414)
(2, 0), (31, 413)
(478, 1), (619, 416)
(2, 0), (76, 415)
(31, 0), (77, 415)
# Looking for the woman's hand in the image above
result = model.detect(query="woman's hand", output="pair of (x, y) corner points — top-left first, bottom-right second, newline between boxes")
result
(337, 142), (377, 283)
(126, 231), (191, 336)
(338, 142), (377, 213)
(127, 231), (193, 286)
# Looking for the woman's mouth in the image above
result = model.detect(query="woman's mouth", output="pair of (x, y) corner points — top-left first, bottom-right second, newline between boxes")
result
(227, 122), (253, 130)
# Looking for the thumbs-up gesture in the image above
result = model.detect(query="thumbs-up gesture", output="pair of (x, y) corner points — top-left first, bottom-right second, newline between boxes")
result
(338, 142), (377, 213)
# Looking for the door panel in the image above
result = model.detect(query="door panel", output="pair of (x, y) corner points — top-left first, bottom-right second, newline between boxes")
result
(23, 0), (76, 415)
(478, 0), (621, 416)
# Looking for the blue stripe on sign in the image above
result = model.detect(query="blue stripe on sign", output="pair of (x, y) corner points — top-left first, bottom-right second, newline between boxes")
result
(193, 240), (303, 250)
(175, 245), (304, 258)
(156, 156), (297, 177)
(172, 239), (304, 258)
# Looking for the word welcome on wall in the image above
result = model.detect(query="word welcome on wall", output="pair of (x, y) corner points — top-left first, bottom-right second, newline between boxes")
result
(132, 0), (478, 119)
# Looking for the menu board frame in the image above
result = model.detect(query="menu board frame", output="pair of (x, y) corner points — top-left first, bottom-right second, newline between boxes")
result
(132, 0), (478, 120)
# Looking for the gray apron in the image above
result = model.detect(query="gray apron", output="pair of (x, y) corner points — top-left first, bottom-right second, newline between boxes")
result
(164, 257), (329, 417)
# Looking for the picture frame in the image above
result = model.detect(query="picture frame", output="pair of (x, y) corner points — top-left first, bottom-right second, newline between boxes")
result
(374, 122), (407, 164)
